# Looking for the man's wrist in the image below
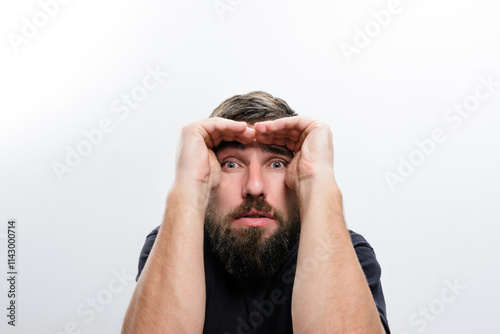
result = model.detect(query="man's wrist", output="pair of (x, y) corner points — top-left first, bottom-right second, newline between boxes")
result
(168, 180), (211, 215)
(295, 172), (339, 199)
(296, 173), (343, 217)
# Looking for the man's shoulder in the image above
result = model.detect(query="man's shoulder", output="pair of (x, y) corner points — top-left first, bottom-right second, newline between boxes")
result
(136, 225), (161, 281)
(348, 229), (374, 249)
(146, 225), (160, 238)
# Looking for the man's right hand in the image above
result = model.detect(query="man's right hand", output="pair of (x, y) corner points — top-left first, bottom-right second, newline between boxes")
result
(174, 117), (255, 194)
(122, 117), (255, 334)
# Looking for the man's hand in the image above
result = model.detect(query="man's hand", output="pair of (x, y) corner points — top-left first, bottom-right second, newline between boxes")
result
(253, 117), (335, 192)
(177, 116), (334, 194)
(122, 118), (255, 334)
(175, 117), (255, 193)
(255, 117), (385, 333)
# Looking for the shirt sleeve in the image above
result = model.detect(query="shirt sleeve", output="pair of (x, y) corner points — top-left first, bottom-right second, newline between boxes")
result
(136, 225), (160, 282)
(349, 230), (391, 334)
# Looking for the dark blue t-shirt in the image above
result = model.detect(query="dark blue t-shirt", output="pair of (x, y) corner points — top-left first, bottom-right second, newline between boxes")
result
(137, 226), (390, 333)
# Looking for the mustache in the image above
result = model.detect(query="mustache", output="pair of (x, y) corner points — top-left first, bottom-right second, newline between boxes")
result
(225, 198), (283, 224)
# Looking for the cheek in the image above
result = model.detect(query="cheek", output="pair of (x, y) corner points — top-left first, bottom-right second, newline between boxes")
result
(219, 173), (235, 188)
(215, 175), (242, 206)
(268, 175), (295, 211)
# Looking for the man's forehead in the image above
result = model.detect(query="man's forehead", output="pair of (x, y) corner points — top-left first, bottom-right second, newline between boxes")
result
(214, 141), (294, 158)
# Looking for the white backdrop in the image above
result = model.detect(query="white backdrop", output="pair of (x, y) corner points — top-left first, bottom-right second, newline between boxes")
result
(1, 0), (499, 333)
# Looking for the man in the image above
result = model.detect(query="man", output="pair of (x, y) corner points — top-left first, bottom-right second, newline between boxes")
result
(122, 91), (390, 333)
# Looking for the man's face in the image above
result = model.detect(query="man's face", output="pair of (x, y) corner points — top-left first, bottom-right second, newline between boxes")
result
(205, 141), (300, 279)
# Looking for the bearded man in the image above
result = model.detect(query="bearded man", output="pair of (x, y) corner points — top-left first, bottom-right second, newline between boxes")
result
(122, 91), (390, 334)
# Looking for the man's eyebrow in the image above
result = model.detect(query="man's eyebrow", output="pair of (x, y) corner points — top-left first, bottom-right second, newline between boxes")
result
(213, 141), (245, 152)
(214, 141), (294, 158)
(261, 145), (294, 158)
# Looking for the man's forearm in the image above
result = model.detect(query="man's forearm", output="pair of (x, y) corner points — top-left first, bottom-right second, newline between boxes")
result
(122, 185), (207, 334)
(291, 176), (384, 334)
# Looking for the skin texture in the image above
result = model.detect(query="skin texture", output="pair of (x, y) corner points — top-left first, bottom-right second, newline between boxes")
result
(121, 116), (386, 334)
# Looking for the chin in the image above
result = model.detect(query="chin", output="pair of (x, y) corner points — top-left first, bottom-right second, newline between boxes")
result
(233, 225), (277, 242)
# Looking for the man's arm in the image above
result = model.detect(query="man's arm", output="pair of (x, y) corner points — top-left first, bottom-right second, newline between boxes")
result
(255, 118), (386, 334)
(121, 118), (255, 334)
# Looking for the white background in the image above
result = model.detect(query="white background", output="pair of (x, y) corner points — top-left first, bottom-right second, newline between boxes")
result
(1, 0), (499, 333)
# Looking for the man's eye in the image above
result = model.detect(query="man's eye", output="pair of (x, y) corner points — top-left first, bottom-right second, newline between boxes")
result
(270, 161), (286, 169)
(222, 161), (238, 169)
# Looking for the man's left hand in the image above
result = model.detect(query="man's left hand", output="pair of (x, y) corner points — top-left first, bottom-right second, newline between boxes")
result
(253, 116), (335, 192)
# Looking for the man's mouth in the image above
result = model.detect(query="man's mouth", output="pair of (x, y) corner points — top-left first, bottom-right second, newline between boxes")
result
(233, 210), (275, 227)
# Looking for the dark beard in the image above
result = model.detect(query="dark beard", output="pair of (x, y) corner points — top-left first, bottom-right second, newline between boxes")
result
(205, 197), (300, 280)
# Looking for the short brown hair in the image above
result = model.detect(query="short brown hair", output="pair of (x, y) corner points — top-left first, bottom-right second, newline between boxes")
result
(210, 91), (297, 123)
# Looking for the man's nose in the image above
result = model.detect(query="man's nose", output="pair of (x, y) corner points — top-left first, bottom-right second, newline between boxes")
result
(242, 162), (266, 198)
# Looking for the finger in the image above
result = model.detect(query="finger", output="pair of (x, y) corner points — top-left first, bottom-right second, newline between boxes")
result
(254, 132), (298, 152)
(255, 116), (314, 133)
(196, 118), (255, 148)
(254, 117), (315, 151)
